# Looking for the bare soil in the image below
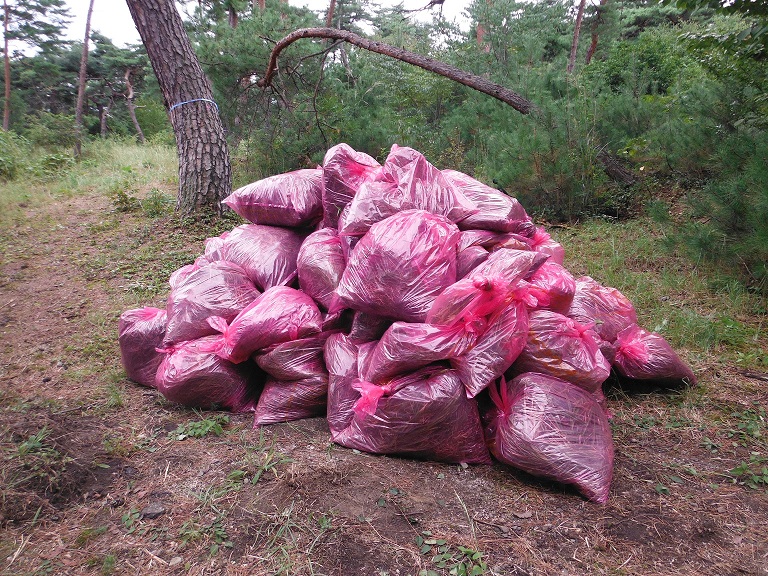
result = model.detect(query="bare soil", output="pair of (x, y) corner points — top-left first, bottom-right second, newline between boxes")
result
(1, 189), (766, 576)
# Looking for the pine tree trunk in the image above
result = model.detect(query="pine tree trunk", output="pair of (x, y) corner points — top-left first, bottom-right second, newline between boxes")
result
(325, 0), (336, 28)
(124, 69), (145, 144)
(99, 100), (111, 137)
(74, 0), (95, 157)
(585, 0), (609, 66)
(3, 0), (11, 131)
(126, 0), (231, 214)
(567, 0), (587, 74)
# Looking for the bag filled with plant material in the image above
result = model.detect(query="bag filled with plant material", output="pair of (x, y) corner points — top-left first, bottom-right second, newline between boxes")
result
(607, 323), (697, 386)
(333, 210), (460, 322)
(567, 276), (637, 343)
(118, 307), (167, 387)
(322, 143), (381, 227)
(511, 309), (610, 394)
(484, 372), (614, 503)
(164, 261), (259, 346)
(253, 374), (328, 426)
(296, 228), (346, 311)
(155, 335), (262, 413)
(207, 286), (322, 364)
(255, 332), (330, 381)
(223, 168), (323, 227)
(334, 367), (492, 464)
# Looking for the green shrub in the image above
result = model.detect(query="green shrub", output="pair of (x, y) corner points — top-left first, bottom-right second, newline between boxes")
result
(23, 112), (78, 149)
(0, 130), (27, 181)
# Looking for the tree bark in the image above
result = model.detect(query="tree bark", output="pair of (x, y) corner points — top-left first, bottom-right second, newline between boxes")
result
(126, 0), (231, 214)
(567, 0), (587, 74)
(3, 0), (11, 131)
(324, 0), (336, 28)
(124, 68), (145, 144)
(259, 27), (635, 185)
(99, 98), (111, 138)
(258, 28), (538, 116)
(585, 0), (609, 66)
(74, 0), (95, 157)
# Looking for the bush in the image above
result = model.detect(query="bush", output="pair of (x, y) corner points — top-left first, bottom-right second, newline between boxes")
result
(23, 112), (78, 149)
(0, 131), (27, 181)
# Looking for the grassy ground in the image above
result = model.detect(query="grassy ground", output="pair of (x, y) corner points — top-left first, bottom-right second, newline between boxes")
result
(0, 140), (766, 575)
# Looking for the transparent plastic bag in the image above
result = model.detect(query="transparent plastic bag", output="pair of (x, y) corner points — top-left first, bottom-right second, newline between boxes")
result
(297, 228), (346, 311)
(484, 373), (614, 503)
(568, 276), (638, 343)
(253, 375), (328, 426)
(118, 307), (167, 387)
(322, 143), (381, 227)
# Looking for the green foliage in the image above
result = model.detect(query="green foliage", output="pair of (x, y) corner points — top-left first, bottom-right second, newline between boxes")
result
(23, 112), (78, 149)
(416, 532), (488, 576)
(168, 412), (230, 440)
(0, 130), (27, 180)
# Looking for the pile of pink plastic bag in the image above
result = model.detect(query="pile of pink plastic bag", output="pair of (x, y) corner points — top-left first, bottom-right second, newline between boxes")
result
(118, 143), (696, 503)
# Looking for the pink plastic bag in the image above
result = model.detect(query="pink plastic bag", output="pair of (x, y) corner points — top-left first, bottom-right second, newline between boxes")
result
(451, 292), (531, 398)
(334, 367), (492, 464)
(255, 332), (330, 381)
(296, 228), (346, 311)
(164, 261), (259, 346)
(338, 178), (408, 238)
(325, 333), (363, 437)
(223, 168), (323, 227)
(442, 169), (531, 233)
(322, 143), (381, 227)
(511, 309), (611, 394)
(484, 373), (614, 503)
(380, 145), (476, 224)
(568, 276), (638, 343)
(608, 324), (697, 385)
(207, 286), (322, 364)
(457, 245), (489, 278)
(360, 321), (479, 384)
(348, 311), (392, 344)
(334, 210), (460, 322)
(118, 307), (167, 387)
(253, 375), (328, 426)
(529, 227), (565, 265)
(210, 224), (307, 291)
(155, 335), (262, 413)
(528, 261), (576, 314)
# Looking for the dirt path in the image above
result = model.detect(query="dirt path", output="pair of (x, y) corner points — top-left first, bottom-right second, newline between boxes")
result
(1, 189), (766, 576)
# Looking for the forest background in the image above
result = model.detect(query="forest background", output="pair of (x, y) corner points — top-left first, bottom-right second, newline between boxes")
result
(2, 0), (767, 293)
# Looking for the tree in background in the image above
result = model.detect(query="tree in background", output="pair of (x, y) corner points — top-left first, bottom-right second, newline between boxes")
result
(1, 0), (69, 130)
(126, 0), (231, 214)
(74, 0), (95, 156)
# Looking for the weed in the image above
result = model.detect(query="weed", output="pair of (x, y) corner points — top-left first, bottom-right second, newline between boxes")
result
(178, 515), (233, 556)
(7, 427), (72, 494)
(416, 532), (488, 576)
(729, 453), (768, 490)
(111, 189), (141, 213)
(101, 554), (117, 575)
(74, 526), (108, 547)
(238, 429), (293, 484)
(121, 508), (141, 533)
(168, 411), (230, 440)
(141, 188), (175, 217)
(726, 406), (765, 448)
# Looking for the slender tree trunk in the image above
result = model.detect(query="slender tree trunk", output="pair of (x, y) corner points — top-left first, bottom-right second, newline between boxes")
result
(585, 0), (609, 66)
(3, 0), (11, 131)
(126, 0), (231, 214)
(228, 4), (238, 28)
(324, 0), (336, 28)
(259, 27), (635, 184)
(567, 0), (587, 74)
(74, 0), (95, 157)
(99, 99), (111, 137)
(124, 68), (145, 143)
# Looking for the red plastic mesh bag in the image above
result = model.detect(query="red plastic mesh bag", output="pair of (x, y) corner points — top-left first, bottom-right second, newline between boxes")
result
(484, 373), (614, 503)
(322, 143), (381, 227)
(442, 169), (531, 233)
(360, 321), (479, 384)
(334, 210), (460, 322)
(207, 286), (322, 364)
(253, 375), (328, 426)
(528, 261), (576, 314)
(379, 145), (476, 224)
(164, 261), (259, 346)
(211, 224), (307, 291)
(511, 310), (611, 394)
(568, 276), (638, 343)
(223, 168), (323, 227)
(155, 336), (262, 413)
(296, 228), (346, 311)
(608, 323), (697, 385)
(255, 332), (330, 381)
(334, 367), (492, 464)
(118, 307), (167, 387)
